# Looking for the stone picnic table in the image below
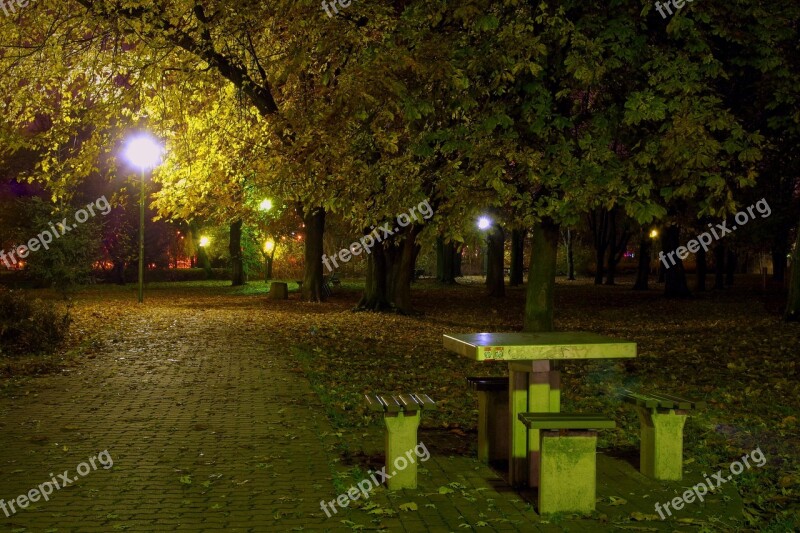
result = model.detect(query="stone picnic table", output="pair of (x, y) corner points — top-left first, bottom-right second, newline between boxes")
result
(443, 332), (637, 488)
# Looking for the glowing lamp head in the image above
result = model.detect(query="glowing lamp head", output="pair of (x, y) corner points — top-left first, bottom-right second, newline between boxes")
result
(199, 236), (210, 248)
(264, 239), (275, 253)
(259, 199), (273, 212)
(124, 135), (163, 170)
(477, 216), (492, 230)
(649, 229), (659, 239)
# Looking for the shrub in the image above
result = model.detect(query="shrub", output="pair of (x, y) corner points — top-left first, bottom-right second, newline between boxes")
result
(0, 288), (71, 356)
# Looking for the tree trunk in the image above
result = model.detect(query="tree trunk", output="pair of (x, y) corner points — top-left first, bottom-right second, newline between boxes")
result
(357, 244), (391, 311)
(524, 219), (559, 332)
(696, 247), (707, 291)
(772, 225), (789, 283)
(300, 206), (326, 302)
(725, 249), (737, 286)
(510, 229), (525, 286)
(784, 222), (800, 321)
(229, 220), (246, 286)
(454, 245), (463, 277)
(565, 229), (576, 281)
(663, 225), (691, 298)
(633, 230), (650, 291)
(486, 223), (505, 297)
(436, 236), (457, 284)
(112, 260), (126, 285)
(588, 209), (611, 285)
(714, 244), (726, 290)
(389, 227), (421, 313)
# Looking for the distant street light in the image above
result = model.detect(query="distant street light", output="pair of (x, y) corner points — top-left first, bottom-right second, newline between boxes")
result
(477, 216), (492, 230)
(199, 236), (210, 248)
(264, 239), (276, 282)
(259, 199), (273, 212)
(649, 229), (659, 239)
(124, 134), (163, 304)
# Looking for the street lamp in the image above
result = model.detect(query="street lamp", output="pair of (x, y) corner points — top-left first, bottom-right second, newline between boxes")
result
(124, 134), (163, 304)
(199, 236), (210, 248)
(264, 239), (275, 282)
(477, 216), (492, 230)
(649, 229), (659, 239)
(259, 198), (273, 212)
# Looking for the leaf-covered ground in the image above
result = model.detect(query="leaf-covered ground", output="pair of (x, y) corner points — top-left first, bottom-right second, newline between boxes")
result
(2, 276), (798, 531)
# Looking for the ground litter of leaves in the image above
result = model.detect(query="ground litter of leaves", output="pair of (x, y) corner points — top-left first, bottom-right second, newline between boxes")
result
(2, 276), (798, 531)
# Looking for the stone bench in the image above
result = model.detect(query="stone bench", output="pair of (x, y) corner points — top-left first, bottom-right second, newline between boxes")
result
(621, 389), (706, 480)
(519, 412), (615, 515)
(364, 393), (436, 489)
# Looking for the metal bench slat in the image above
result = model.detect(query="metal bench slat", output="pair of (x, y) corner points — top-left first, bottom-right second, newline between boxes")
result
(364, 394), (386, 412)
(466, 377), (507, 392)
(398, 394), (421, 411)
(621, 389), (666, 409)
(646, 392), (690, 410)
(518, 412), (616, 430)
(379, 394), (403, 413)
(648, 391), (704, 410)
(411, 393), (437, 411)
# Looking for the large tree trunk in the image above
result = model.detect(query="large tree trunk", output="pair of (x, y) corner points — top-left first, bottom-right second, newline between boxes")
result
(633, 230), (651, 291)
(229, 220), (246, 286)
(486, 223), (505, 297)
(714, 244), (726, 290)
(524, 219), (559, 332)
(772, 225), (789, 283)
(588, 209), (611, 285)
(605, 211), (631, 286)
(663, 225), (691, 298)
(300, 206), (326, 302)
(389, 227), (422, 313)
(436, 236), (458, 284)
(357, 244), (391, 311)
(510, 229), (525, 286)
(696, 248), (707, 291)
(564, 229), (576, 281)
(725, 249), (737, 286)
(784, 223), (800, 321)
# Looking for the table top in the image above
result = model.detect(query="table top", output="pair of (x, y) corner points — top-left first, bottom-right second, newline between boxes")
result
(443, 332), (637, 361)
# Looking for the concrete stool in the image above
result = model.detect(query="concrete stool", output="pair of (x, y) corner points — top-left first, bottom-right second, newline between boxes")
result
(466, 377), (508, 463)
(622, 390), (705, 480)
(364, 393), (436, 489)
(519, 412), (615, 515)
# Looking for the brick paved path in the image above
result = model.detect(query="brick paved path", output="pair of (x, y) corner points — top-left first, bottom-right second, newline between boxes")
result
(0, 297), (343, 532)
(0, 290), (741, 532)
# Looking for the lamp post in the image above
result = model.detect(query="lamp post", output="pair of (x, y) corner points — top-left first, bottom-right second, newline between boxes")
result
(264, 239), (275, 282)
(477, 216), (492, 275)
(124, 135), (163, 304)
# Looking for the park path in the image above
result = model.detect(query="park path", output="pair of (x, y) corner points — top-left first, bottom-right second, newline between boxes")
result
(0, 294), (342, 532)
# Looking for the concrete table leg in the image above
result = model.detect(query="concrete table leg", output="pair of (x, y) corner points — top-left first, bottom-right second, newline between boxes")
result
(383, 410), (421, 489)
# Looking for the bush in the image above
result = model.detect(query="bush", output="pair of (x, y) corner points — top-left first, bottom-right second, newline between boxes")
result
(0, 288), (71, 356)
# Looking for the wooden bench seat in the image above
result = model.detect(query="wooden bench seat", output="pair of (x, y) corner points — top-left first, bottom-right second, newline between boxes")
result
(466, 377), (508, 463)
(519, 413), (615, 515)
(621, 389), (705, 481)
(364, 393), (436, 490)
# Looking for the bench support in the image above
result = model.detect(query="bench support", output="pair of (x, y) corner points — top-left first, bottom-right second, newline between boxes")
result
(538, 430), (598, 515)
(636, 407), (687, 480)
(383, 411), (421, 490)
(476, 389), (509, 463)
